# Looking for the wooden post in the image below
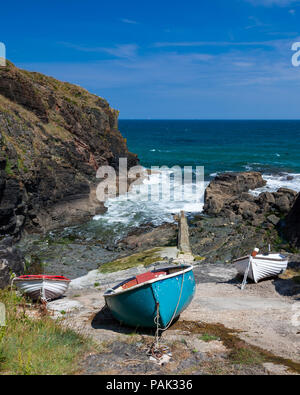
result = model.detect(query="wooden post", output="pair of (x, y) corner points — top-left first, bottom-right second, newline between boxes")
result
(178, 211), (192, 254)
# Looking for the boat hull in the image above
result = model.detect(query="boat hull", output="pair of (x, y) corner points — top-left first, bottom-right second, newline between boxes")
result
(235, 254), (288, 283)
(104, 266), (196, 329)
(14, 278), (70, 301)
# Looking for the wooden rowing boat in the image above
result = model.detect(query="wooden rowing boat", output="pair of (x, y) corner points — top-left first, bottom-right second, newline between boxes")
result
(234, 253), (288, 283)
(14, 275), (71, 302)
(104, 265), (195, 329)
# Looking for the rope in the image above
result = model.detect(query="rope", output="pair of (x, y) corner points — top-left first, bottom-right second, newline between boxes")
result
(149, 269), (185, 362)
(158, 271), (185, 333)
(10, 277), (15, 292)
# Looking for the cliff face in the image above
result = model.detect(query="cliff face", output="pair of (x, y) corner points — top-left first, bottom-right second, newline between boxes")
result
(0, 61), (138, 235)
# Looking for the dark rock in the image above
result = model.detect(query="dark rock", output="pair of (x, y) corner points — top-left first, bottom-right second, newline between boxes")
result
(273, 188), (298, 214)
(118, 223), (177, 252)
(283, 194), (300, 247)
(204, 172), (266, 215)
(267, 214), (280, 226)
(258, 192), (275, 206)
(0, 237), (25, 288)
(204, 173), (297, 224)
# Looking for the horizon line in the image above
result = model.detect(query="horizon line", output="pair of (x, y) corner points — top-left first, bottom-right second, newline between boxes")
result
(118, 118), (300, 121)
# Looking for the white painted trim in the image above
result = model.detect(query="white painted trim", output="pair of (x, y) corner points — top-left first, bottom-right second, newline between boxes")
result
(104, 265), (194, 297)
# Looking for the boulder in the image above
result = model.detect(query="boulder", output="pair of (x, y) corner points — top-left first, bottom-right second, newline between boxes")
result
(204, 172), (298, 224)
(273, 188), (298, 214)
(0, 237), (25, 289)
(204, 172), (266, 215)
(267, 214), (280, 226)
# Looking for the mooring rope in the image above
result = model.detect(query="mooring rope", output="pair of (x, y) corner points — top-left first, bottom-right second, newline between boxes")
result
(149, 270), (185, 361)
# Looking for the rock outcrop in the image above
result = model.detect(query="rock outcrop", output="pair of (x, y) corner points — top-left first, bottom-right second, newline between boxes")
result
(283, 194), (300, 247)
(204, 172), (297, 226)
(0, 237), (25, 288)
(204, 172), (266, 215)
(0, 61), (138, 235)
(189, 171), (299, 263)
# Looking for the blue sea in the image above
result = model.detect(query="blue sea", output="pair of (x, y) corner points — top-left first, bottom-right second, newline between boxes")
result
(120, 120), (300, 177)
(56, 120), (300, 243)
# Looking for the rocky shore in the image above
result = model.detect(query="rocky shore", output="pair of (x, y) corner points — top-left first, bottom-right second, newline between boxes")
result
(1, 169), (300, 287)
(190, 171), (299, 264)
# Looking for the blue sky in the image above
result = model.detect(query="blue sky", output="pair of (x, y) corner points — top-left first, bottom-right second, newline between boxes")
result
(1, 0), (300, 118)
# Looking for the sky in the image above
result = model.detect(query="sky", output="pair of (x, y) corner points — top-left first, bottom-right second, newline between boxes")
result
(1, 0), (300, 119)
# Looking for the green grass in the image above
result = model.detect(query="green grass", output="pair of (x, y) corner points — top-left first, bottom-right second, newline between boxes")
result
(199, 333), (220, 342)
(4, 159), (13, 176)
(229, 347), (265, 366)
(98, 248), (163, 274)
(194, 255), (206, 262)
(0, 289), (92, 375)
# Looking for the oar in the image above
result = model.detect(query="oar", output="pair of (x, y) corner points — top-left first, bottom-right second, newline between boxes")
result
(241, 248), (259, 290)
(241, 257), (252, 290)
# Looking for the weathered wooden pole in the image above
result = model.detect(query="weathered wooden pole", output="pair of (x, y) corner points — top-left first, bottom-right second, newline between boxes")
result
(178, 210), (192, 254)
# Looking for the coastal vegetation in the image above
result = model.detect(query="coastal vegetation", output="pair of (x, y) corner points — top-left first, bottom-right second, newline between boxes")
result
(98, 248), (164, 273)
(0, 289), (92, 375)
(172, 321), (300, 374)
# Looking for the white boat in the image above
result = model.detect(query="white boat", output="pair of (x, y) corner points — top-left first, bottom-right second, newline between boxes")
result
(234, 253), (288, 284)
(13, 275), (71, 302)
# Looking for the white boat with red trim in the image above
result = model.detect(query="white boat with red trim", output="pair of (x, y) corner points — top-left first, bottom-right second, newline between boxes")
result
(13, 275), (71, 302)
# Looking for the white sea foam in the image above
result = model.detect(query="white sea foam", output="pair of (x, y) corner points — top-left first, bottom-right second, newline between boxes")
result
(94, 168), (207, 229)
(93, 167), (299, 237)
(251, 173), (300, 196)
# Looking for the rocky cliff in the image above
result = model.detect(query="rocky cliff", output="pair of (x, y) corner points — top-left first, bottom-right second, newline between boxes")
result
(0, 61), (138, 236)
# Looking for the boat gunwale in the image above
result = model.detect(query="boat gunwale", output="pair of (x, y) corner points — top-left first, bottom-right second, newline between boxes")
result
(104, 265), (194, 298)
(233, 254), (288, 264)
(14, 278), (71, 283)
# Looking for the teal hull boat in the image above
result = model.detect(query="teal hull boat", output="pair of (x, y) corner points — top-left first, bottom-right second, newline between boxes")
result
(104, 265), (195, 329)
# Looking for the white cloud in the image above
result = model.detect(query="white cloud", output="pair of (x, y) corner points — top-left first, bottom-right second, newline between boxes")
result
(60, 42), (139, 59)
(102, 44), (139, 59)
(245, 16), (270, 29)
(17, 42), (300, 118)
(153, 39), (289, 49)
(245, 0), (300, 6)
(120, 18), (139, 25)
(233, 61), (254, 67)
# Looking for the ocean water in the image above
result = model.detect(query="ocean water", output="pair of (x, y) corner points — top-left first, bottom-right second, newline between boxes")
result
(55, 120), (300, 244)
(120, 120), (300, 177)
